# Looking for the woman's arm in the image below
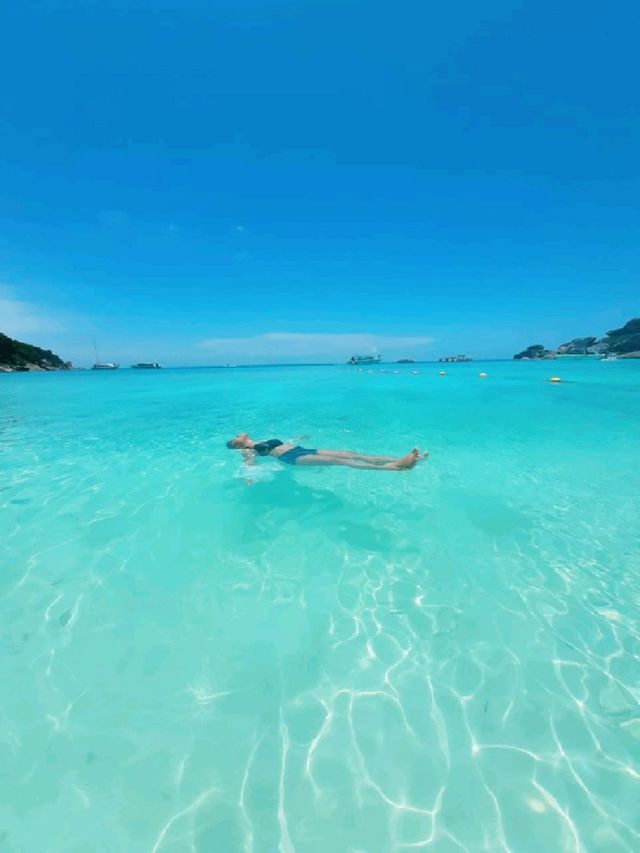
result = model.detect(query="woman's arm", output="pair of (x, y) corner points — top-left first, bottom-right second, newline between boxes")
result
(240, 449), (256, 485)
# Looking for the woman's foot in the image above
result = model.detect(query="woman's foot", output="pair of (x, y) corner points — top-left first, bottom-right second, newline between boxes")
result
(389, 448), (428, 470)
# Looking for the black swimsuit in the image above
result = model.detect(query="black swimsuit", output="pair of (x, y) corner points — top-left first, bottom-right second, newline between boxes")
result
(253, 439), (283, 456)
(252, 439), (318, 465)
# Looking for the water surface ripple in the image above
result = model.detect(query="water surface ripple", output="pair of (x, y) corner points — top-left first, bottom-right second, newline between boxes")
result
(1, 362), (639, 851)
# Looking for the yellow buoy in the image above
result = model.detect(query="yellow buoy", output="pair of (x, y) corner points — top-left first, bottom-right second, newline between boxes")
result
(479, 372), (488, 378)
(549, 376), (561, 383)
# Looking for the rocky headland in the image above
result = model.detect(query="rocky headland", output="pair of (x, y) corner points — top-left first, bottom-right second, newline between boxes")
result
(0, 333), (71, 372)
(514, 317), (640, 360)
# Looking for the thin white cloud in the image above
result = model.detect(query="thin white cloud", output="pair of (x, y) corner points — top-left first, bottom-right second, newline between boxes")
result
(0, 286), (64, 338)
(198, 331), (433, 359)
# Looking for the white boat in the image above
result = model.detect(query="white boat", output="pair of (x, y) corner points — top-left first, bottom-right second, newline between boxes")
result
(91, 339), (119, 370)
(348, 354), (381, 365)
(131, 362), (161, 369)
(600, 353), (618, 361)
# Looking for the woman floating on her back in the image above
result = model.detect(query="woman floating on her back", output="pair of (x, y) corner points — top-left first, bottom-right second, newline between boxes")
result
(227, 433), (428, 470)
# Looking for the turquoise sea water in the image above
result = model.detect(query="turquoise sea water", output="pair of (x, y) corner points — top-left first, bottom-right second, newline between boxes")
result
(1, 360), (639, 852)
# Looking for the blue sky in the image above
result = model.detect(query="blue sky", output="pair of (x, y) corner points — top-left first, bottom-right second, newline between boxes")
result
(1, 0), (638, 365)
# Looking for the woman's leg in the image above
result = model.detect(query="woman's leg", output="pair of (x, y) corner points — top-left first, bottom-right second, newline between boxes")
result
(296, 454), (395, 470)
(315, 449), (399, 464)
(295, 449), (423, 470)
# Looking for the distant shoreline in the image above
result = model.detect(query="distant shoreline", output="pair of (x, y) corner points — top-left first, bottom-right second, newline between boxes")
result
(5, 357), (640, 373)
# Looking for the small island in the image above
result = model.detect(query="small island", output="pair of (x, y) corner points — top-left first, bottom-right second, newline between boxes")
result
(514, 317), (640, 360)
(0, 332), (71, 372)
(513, 344), (556, 360)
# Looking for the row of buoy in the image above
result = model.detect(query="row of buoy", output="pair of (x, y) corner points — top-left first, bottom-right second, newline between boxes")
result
(438, 370), (488, 378)
(362, 368), (562, 382)
(440, 370), (562, 382)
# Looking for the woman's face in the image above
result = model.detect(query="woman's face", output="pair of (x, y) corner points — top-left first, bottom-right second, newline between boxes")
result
(230, 433), (251, 448)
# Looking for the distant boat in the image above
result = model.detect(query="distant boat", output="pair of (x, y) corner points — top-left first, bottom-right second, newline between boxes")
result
(348, 354), (381, 365)
(397, 358), (415, 364)
(438, 355), (473, 363)
(131, 362), (161, 369)
(91, 339), (119, 370)
(600, 353), (618, 361)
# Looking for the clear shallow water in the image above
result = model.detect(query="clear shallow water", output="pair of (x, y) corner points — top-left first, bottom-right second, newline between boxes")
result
(1, 360), (639, 852)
